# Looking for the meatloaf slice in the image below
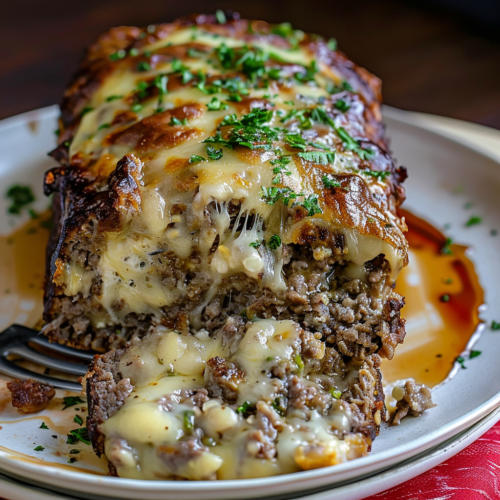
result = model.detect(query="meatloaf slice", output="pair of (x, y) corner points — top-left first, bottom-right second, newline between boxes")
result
(86, 320), (385, 480)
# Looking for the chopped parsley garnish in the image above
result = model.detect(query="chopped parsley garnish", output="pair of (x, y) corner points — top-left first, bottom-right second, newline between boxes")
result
(70, 449), (80, 455)
(294, 60), (319, 84)
(137, 61), (151, 72)
(215, 9), (226, 24)
(237, 401), (255, 417)
(206, 145), (223, 160)
(169, 117), (188, 126)
(441, 237), (453, 256)
(335, 127), (375, 160)
(34, 446), (45, 452)
(80, 107), (93, 117)
(40, 422), (49, 430)
(294, 354), (304, 371)
(492, 321), (500, 331)
(322, 175), (341, 189)
(298, 151), (335, 165)
(442, 278), (453, 285)
(129, 48), (139, 57)
(206, 97), (229, 111)
(189, 154), (207, 164)
(74, 415), (83, 426)
(270, 155), (292, 184)
(363, 170), (390, 181)
(5, 185), (35, 215)
(465, 216), (482, 227)
(270, 22), (304, 48)
(171, 59), (194, 84)
(67, 427), (90, 446)
(153, 74), (168, 110)
(131, 103), (143, 113)
(215, 44), (268, 82)
(457, 350), (482, 369)
(327, 80), (353, 94)
(285, 133), (308, 151)
(62, 396), (85, 410)
(271, 397), (286, 417)
(327, 38), (337, 51)
(183, 410), (195, 431)
(68, 457), (77, 464)
(109, 50), (126, 61)
(97, 123), (110, 131)
(204, 108), (277, 150)
(300, 195), (322, 216)
(330, 388), (342, 399)
(261, 186), (301, 206)
(440, 294), (450, 303)
(334, 99), (350, 112)
(249, 240), (262, 249)
(267, 234), (282, 250)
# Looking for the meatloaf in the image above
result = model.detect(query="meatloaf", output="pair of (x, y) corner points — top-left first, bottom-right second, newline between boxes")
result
(44, 11), (410, 478)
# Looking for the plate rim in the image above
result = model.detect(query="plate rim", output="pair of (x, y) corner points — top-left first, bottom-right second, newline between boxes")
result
(0, 105), (499, 498)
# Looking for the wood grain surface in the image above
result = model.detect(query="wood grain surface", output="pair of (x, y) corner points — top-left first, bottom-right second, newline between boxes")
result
(1, 0), (500, 128)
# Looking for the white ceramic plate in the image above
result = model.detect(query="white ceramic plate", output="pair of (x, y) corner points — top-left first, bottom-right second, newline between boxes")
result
(2, 405), (499, 500)
(0, 106), (499, 499)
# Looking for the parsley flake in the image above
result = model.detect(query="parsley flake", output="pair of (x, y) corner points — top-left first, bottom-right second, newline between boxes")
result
(330, 388), (342, 399)
(34, 446), (45, 452)
(441, 237), (453, 256)
(137, 61), (151, 72)
(215, 9), (227, 24)
(40, 422), (49, 429)
(465, 216), (482, 227)
(67, 427), (90, 445)
(74, 414), (83, 426)
(183, 410), (195, 431)
(62, 396), (84, 410)
(5, 185), (35, 215)
(237, 401), (255, 417)
(267, 234), (282, 250)
(206, 145), (223, 160)
(189, 155), (207, 164)
(249, 240), (261, 249)
(492, 321), (500, 331)
(206, 97), (229, 111)
(298, 151), (335, 165)
(322, 175), (341, 189)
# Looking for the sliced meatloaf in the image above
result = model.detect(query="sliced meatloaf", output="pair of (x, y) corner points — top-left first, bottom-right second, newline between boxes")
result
(86, 320), (386, 479)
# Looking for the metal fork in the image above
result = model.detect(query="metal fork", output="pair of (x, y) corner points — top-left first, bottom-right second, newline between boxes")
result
(0, 324), (96, 392)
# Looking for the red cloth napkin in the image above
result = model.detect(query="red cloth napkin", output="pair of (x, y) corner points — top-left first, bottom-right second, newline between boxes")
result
(363, 420), (500, 499)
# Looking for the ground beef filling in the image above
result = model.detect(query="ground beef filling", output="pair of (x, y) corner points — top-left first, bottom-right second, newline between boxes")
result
(7, 379), (56, 414)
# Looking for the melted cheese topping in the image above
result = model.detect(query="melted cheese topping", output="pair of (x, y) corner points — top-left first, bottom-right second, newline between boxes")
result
(61, 25), (407, 325)
(101, 320), (368, 480)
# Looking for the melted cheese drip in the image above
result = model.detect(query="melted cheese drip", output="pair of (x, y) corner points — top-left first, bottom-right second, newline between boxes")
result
(101, 320), (367, 480)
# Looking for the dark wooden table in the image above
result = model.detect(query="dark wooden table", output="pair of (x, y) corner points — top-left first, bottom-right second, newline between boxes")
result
(2, 0), (500, 129)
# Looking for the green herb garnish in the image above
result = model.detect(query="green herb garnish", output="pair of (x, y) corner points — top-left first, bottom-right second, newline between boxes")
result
(215, 9), (227, 24)
(80, 107), (93, 117)
(267, 234), (282, 250)
(105, 94), (123, 102)
(62, 396), (84, 410)
(298, 151), (335, 165)
(74, 415), (83, 426)
(137, 61), (151, 72)
(334, 99), (350, 112)
(189, 154), (207, 164)
(6, 185), (35, 215)
(492, 321), (500, 331)
(465, 216), (482, 227)
(109, 50), (126, 61)
(183, 410), (195, 431)
(40, 422), (49, 429)
(294, 354), (304, 371)
(34, 446), (45, 452)
(441, 237), (453, 256)
(206, 97), (229, 111)
(206, 145), (223, 160)
(322, 175), (341, 189)
(249, 240), (261, 249)
(363, 170), (390, 181)
(330, 388), (342, 399)
(236, 401), (255, 417)
(67, 427), (90, 445)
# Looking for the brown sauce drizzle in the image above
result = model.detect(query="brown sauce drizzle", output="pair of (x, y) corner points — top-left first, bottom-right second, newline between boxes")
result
(382, 209), (485, 387)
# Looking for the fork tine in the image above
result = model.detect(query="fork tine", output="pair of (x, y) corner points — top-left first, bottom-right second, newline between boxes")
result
(30, 335), (95, 362)
(7, 345), (88, 376)
(0, 357), (82, 392)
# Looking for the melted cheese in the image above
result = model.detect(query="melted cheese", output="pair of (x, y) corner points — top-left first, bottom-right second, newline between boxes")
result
(101, 320), (368, 480)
